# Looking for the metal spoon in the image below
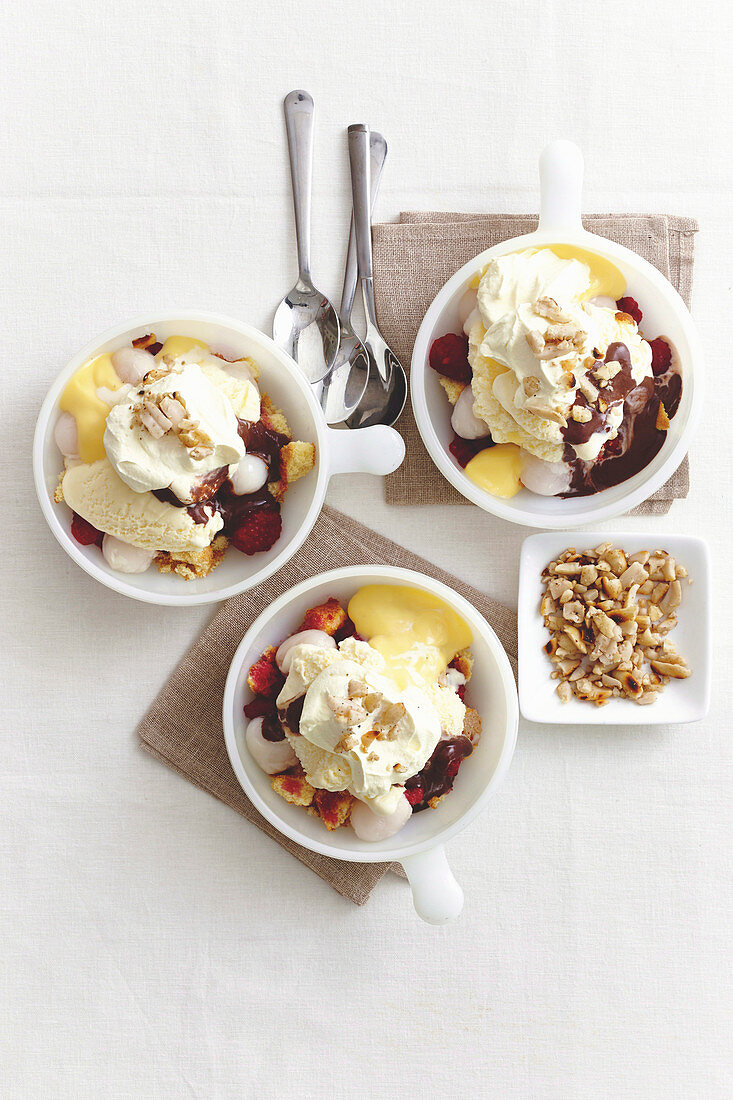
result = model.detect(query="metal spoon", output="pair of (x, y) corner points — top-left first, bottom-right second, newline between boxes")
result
(320, 131), (388, 424)
(273, 90), (340, 383)
(345, 124), (407, 428)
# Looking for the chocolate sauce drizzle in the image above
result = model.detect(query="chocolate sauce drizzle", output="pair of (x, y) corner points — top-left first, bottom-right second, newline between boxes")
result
(561, 341), (682, 497)
(405, 735), (473, 812)
(149, 416), (287, 529)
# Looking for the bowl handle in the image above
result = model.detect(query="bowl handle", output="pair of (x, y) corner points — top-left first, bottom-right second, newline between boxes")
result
(538, 140), (584, 235)
(325, 425), (405, 477)
(400, 845), (464, 924)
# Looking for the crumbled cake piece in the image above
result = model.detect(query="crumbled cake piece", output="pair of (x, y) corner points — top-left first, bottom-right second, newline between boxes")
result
(299, 597), (348, 637)
(462, 706), (482, 745)
(451, 648), (474, 683)
(154, 535), (229, 579)
(271, 770), (316, 807)
(314, 789), (353, 830)
(438, 376), (467, 405)
(247, 645), (283, 698)
(260, 392), (291, 437)
(54, 474), (65, 504)
(281, 441), (316, 483)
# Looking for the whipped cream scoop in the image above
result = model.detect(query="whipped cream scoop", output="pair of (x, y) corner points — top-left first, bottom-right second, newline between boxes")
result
(104, 361), (245, 495)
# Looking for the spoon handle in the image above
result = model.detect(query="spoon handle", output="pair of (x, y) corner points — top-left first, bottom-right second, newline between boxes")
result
(348, 124), (378, 324)
(283, 90), (315, 280)
(339, 132), (387, 326)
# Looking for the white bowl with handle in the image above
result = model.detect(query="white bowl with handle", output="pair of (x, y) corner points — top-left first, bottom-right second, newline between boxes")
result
(222, 565), (519, 924)
(33, 312), (405, 606)
(410, 141), (703, 527)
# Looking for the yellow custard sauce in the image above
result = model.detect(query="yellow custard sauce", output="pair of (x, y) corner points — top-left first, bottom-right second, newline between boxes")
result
(348, 585), (473, 690)
(464, 443), (522, 498)
(542, 244), (626, 300)
(59, 353), (123, 462)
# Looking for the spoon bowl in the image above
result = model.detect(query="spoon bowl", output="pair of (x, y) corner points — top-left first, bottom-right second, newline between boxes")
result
(273, 90), (340, 384)
(273, 279), (340, 385)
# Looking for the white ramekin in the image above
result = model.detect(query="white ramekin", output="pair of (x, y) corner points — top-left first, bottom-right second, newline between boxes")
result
(222, 566), (519, 924)
(33, 313), (405, 606)
(410, 141), (703, 528)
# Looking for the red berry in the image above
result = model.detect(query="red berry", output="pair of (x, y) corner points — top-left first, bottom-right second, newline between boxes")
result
(446, 757), (463, 779)
(429, 333), (471, 383)
(230, 507), (282, 555)
(71, 513), (104, 547)
(649, 337), (672, 376)
(448, 434), (491, 468)
(404, 787), (424, 807)
(616, 297), (642, 325)
(456, 683), (466, 702)
(243, 696), (275, 720)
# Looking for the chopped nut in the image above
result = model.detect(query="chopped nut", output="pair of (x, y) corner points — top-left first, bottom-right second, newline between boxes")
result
(535, 296), (571, 323)
(539, 544), (691, 707)
(525, 398), (568, 426)
(522, 375), (541, 397)
(571, 405), (593, 423)
(577, 374), (599, 403)
(656, 403), (671, 431)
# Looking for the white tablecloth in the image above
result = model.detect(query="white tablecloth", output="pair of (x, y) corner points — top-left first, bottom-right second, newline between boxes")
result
(3, 1), (731, 1096)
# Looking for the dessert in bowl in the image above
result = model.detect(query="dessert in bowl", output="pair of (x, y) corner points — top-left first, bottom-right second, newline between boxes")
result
(223, 566), (518, 923)
(411, 142), (702, 527)
(34, 313), (405, 606)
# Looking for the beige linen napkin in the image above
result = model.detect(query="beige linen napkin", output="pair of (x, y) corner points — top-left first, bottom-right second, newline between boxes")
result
(138, 506), (516, 906)
(372, 213), (697, 511)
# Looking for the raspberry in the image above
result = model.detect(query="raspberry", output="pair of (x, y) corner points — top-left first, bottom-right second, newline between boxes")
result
(243, 696), (275, 720)
(404, 787), (424, 807)
(230, 507), (282, 555)
(457, 683), (466, 702)
(428, 333), (471, 383)
(449, 434), (491, 468)
(649, 337), (672, 376)
(71, 513), (104, 547)
(446, 757), (463, 779)
(616, 297), (642, 325)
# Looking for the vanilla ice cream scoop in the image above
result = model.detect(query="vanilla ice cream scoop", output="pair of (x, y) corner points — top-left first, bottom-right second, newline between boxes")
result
(62, 458), (223, 551)
(104, 361), (245, 495)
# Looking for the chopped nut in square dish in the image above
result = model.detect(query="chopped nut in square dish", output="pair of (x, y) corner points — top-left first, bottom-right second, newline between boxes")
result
(540, 543), (691, 706)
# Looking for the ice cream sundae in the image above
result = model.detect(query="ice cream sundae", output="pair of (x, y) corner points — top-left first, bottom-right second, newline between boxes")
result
(52, 334), (316, 578)
(429, 246), (682, 499)
(243, 586), (482, 840)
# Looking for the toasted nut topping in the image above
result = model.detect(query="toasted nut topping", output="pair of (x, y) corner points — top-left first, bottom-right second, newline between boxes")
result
(656, 402), (671, 431)
(540, 544), (691, 706)
(522, 375), (541, 397)
(571, 405), (593, 423)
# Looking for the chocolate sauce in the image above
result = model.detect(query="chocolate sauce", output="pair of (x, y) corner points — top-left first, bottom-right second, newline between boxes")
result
(152, 467), (228, 510)
(214, 483), (280, 537)
(261, 710), (286, 743)
(561, 339), (682, 498)
(405, 736), (473, 812)
(237, 419), (289, 480)
(277, 696), (305, 736)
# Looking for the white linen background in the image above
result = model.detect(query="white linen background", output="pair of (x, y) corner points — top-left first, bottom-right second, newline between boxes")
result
(2, 0), (731, 1096)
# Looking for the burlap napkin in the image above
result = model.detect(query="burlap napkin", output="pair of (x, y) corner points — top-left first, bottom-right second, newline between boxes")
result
(138, 506), (517, 906)
(372, 213), (698, 511)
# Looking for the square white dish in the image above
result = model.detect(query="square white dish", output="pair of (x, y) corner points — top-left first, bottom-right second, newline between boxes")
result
(518, 531), (711, 724)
